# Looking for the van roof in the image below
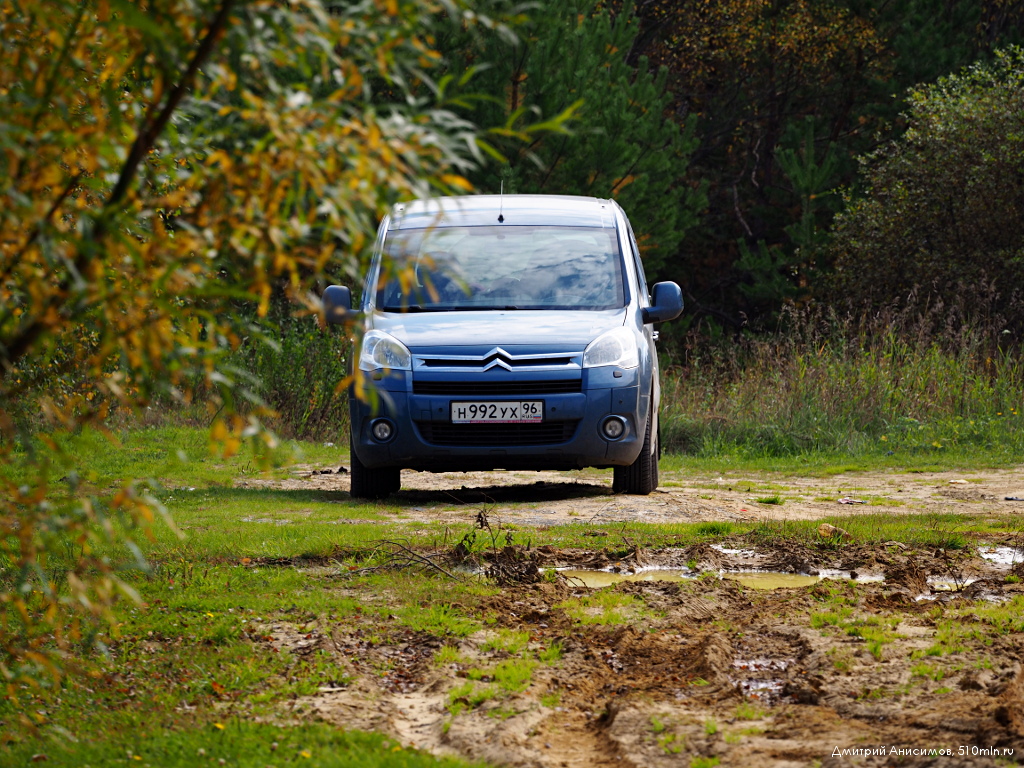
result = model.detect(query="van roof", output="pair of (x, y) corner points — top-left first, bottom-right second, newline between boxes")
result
(389, 194), (617, 230)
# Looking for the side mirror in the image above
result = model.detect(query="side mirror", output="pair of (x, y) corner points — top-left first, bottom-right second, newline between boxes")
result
(642, 282), (683, 324)
(322, 285), (353, 325)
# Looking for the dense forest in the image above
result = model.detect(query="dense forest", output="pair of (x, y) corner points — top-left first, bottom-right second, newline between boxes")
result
(437, 0), (1024, 335)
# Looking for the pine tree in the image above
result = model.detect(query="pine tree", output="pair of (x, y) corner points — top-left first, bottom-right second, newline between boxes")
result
(440, 0), (704, 273)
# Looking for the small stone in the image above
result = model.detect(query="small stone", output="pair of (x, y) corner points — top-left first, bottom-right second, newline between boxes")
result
(818, 523), (853, 541)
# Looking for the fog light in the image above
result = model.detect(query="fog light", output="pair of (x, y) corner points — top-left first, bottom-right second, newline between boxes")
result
(601, 416), (626, 440)
(370, 419), (395, 443)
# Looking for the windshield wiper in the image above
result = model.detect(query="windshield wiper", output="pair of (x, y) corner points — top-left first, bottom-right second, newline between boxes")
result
(381, 304), (522, 312)
(443, 305), (521, 311)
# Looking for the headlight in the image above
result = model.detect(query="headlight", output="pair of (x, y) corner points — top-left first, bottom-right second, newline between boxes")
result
(359, 330), (412, 371)
(583, 327), (639, 369)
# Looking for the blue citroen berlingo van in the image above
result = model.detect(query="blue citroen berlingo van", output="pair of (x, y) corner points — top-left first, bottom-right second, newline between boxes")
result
(323, 195), (683, 499)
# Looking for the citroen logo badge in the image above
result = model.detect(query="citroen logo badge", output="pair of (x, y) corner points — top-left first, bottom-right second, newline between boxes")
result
(481, 347), (514, 371)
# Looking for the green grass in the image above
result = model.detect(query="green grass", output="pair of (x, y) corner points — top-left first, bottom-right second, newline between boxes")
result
(913, 596), (1024, 659)
(2, 424), (345, 489)
(556, 591), (653, 626)
(538, 641), (564, 664)
(445, 658), (538, 716)
(911, 663), (946, 682)
(479, 629), (531, 655)
(6, 720), (484, 768)
(734, 702), (764, 720)
(8, 424), (1016, 577)
(435, 645), (465, 666)
(808, 606), (901, 661)
(447, 681), (499, 716)
(3, 566), (483, 764)
(492, 658), (537, 693)
(393, 601), (481, 637)
(539, 690), (562, 708)
(659, 309), (1024, 462)
(658, 732), (684, 755)
(7, 420), (1024, 766)
(811, 608), (854, 629)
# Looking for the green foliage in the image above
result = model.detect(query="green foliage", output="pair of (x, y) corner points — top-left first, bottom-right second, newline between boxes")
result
(492, 657), (537, 693)
(828, 46), (1024, 323)
(659, 732), (684, 754)
(811, 608), (854, 629)
(911, 662), (946, 682)
(625, 0), (1024, 330)
(226, 303), (349, 441)
(442, 0), (704, 272)
(393, 602), (480, 638)
(435, 645), (466, 667)
(736, 118), (841, 315)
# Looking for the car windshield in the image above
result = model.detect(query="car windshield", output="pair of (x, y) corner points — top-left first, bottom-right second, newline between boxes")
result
(376, 225), (625, 311)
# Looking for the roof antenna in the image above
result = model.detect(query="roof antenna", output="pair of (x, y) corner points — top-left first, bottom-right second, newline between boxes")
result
(497, 180), (504, 223)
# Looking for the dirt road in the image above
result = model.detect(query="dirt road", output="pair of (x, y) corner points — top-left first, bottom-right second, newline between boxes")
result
(242, 463), (1024, 527)
(241, 465), (1024, 767)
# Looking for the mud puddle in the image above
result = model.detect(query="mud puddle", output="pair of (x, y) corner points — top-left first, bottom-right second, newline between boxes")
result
(560, 568), (886, 590)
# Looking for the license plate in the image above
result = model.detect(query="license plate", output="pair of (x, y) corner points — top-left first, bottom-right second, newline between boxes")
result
(450, 401), (543, 424)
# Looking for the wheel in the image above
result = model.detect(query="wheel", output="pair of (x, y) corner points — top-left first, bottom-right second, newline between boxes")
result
(612, 408), (659, 495)
(348, 438), (401, 500)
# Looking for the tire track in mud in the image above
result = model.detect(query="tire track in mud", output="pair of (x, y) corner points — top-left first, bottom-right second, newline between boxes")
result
(264, 563), (1024, 768)
(239, 464), (1024, 765)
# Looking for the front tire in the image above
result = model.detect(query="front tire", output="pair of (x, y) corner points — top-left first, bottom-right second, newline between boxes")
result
(613, 409), (659, 495)
(349, 439), (401, 500)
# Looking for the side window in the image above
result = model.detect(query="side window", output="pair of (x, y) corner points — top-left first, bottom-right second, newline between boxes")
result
(625, 220), (649, 307)
(363, 216), (390, 310)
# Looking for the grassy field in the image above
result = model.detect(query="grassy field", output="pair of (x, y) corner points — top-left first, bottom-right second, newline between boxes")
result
(3, 426), (1024, 766)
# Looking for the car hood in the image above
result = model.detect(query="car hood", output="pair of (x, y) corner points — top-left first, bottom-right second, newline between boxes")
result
(369, 308), (627, 350)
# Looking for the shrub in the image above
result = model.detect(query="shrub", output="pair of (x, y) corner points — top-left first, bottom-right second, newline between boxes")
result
(826, 46), (1024, 327)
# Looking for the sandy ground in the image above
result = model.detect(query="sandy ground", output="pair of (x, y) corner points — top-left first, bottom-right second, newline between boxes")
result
(237, 463), (1024, 767)
(238, 462), (1024, 527)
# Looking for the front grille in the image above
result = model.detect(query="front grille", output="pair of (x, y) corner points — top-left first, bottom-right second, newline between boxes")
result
(415, 420), (579, 446)
(413, 379), (581, 396)
(419, 355), (576, 369)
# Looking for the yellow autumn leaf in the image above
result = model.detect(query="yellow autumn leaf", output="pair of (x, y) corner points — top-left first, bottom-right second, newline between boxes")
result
(439, 174), (472, 191)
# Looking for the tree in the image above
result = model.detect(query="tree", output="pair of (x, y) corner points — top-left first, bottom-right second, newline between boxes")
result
(625, 0), (888, 326)
(622, 0), (1024, 330)
(826, 46), (1024, 326)
(0, 0), (552, 695)
(438, 0), (704, 273)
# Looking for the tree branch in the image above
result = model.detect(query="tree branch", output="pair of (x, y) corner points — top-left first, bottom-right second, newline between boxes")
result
(0, 0), (237, 382)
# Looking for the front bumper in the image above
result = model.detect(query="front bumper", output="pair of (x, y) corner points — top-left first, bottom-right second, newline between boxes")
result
(350, 365), (648, 472)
